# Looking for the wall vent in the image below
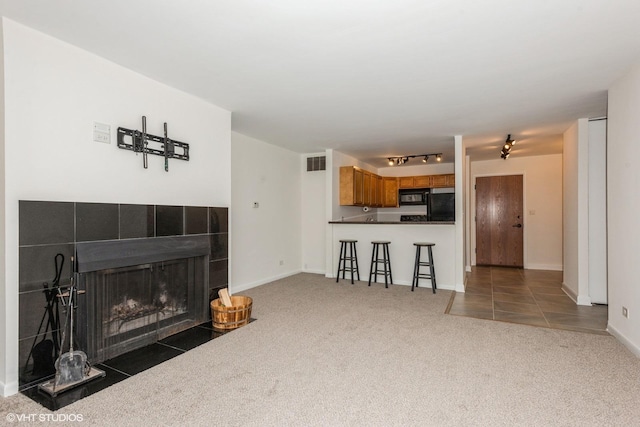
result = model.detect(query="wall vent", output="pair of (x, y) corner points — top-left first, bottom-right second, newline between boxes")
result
(306, 156), (326, 171)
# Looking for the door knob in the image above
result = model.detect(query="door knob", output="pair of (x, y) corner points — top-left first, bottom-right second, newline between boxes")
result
(513, 224), (522, 228)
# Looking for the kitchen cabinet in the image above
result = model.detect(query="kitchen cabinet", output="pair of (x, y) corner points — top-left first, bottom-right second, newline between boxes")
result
(413, 175), (431, 188)
(382, 177), (398, 207)
(363, 171), (372, 206)
(398, 176), (414, 189)
(340, 166), (380, 206)
(375, 175), (383, 207)
(398, 175), (431, 189)
(340, 167), (452, 207)
(431, 174), (455, 188)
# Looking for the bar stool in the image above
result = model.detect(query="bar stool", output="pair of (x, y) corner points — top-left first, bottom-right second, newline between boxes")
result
(368, 241), (392, 288)
(412, 242), (436, 293)
(336, 239), (360, 284)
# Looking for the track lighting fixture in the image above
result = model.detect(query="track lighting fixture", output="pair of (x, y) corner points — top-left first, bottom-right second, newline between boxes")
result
(386, 153), (443, 166)
(500, 134), (516, 160)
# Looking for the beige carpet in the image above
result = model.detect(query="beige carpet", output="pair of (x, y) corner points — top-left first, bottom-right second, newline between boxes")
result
(2, 273), (639, 426)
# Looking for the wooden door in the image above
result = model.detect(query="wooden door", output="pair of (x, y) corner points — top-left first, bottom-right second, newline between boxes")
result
(476, 175), (523, 267)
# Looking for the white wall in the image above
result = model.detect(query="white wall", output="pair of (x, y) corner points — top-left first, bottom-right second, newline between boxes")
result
(470, 154), (563, 271)
(230, 132), (301, 292)
(377, 162), (454, 177)
(301, 153), (326, 274)
(563, 119), (596, 305)
(1, 19), (232, 396)
(0, 18), (6, 398)
(587, 119), (607, 304)
(607, 62), (640, 356)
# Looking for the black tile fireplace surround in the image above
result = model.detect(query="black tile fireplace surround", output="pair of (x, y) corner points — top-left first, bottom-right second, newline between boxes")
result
(18, 201), (229, 390)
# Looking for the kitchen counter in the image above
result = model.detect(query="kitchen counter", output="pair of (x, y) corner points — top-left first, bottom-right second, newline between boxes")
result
(329, 220), (454, 225)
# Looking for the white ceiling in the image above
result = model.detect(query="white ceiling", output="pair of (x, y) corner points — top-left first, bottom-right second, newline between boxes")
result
(2, 0), (639, 166)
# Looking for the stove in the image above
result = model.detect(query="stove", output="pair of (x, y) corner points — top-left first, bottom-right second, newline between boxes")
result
(400, 215), (429, 222)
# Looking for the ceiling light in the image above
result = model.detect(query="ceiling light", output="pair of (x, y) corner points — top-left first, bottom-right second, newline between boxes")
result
(386, 153), (443, 166)
(499, 134), (515, 159)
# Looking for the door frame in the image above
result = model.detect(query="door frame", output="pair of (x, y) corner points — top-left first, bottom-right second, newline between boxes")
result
(470, 172), (528, 268)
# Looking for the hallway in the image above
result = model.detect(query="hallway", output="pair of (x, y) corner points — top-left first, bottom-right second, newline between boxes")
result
(446, 267), (608, 334)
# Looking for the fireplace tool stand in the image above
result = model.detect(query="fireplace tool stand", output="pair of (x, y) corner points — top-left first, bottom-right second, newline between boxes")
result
(39, 262), (105, 397)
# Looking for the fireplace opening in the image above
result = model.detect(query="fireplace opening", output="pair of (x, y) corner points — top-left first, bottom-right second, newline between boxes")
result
(76, 236), (209, 363)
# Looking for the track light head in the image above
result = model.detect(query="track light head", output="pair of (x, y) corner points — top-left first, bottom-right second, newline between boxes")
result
(422, 156), (428, 163)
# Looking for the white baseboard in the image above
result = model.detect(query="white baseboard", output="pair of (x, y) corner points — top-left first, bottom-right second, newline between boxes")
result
(607, 324), (640, 358)
(302, 268), (325, 275)
(561, 283), (578, 303)
(525, 263), (563, 271)
(561, 283), (592, 306)
(1, 379), (18, 397)
(230, 269), (302, 293)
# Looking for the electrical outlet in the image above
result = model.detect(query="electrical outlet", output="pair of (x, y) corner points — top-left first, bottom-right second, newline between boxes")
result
(279, 260), (284, 266)
(622, 307), (629, 318)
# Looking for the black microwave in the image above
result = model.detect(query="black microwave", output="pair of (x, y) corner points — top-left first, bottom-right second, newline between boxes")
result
(399, 189), (429, 205)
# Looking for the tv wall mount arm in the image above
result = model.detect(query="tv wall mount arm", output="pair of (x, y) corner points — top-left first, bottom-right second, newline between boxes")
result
(117, 116), (189, 171)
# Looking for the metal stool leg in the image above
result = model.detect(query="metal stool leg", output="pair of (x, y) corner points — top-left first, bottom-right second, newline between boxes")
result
(368, 243), (377, 286)
(336, 241), (344, 283)
(353, 242), (360, 281)
(382, 244), (388, 288)
(385, 243), (393, 285)
(428, 245), (437, 293)
(348, 242), (355, 284)
(412, 245), (420, 291)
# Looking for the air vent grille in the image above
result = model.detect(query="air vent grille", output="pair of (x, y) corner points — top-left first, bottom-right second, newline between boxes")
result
(306, 156), (326, 171)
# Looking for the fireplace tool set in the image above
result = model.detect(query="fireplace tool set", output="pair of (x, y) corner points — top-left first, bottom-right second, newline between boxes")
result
(22, 254), (65, 381)
(38, 257), (105, 397)
(117, 115), (190, 171)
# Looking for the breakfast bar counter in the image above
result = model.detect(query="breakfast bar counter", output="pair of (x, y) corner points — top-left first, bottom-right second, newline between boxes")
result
(329, 221), (456, 290)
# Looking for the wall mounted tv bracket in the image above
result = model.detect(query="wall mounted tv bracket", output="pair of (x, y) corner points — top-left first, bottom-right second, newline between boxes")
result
(117, 116), (189, 171)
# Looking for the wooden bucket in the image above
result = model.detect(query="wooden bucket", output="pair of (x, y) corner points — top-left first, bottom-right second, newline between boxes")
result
(210, 295), (252, 330)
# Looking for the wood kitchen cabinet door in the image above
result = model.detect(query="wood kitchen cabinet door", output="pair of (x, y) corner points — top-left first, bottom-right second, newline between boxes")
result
(363, 171), (372, 206)
(375, 175), (383, 207)
(382, 177), (398, 207)
(354, 168), (364, 205)
(431, 174), (448, 187)
(398, 176), (414, 189)
(413, 175), (431, 188)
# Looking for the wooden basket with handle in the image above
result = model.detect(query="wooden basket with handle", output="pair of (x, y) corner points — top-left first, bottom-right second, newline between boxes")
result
(210, 296), (252, 330)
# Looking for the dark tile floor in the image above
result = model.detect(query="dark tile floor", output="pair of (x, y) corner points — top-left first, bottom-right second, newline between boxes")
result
(446, 266), (608, 334)
(21, 321), (246, 411)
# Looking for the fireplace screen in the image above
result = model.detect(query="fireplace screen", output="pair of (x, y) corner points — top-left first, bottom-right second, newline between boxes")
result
(78, 256), (207, 362)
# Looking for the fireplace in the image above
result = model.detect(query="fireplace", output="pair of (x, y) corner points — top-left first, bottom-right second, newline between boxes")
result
(18, 201), (228, 389)
(76, 236), (209, 362)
